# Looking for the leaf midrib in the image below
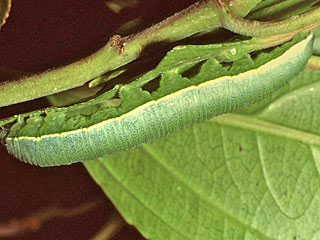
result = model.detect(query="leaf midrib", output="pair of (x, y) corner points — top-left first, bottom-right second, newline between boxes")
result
(213, 113), (320, 146)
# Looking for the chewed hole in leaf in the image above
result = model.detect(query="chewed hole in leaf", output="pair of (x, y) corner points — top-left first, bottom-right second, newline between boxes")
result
(141, 76), (161, 93)
(180, 61), (204, 79)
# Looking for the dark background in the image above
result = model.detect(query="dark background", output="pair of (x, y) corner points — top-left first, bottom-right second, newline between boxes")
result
(0, 0), (196, 239)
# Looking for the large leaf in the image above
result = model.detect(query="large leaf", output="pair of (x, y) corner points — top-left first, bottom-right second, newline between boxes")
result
(84, 68), (320, 240)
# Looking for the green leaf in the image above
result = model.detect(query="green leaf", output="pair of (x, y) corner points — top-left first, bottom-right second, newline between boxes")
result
(85, 68), (320, 240)
(1, 33), (307, 138)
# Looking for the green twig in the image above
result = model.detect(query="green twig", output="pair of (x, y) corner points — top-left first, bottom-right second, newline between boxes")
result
(217, 0), (320, 36)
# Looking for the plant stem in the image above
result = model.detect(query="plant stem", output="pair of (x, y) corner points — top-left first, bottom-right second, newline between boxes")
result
(247, 0), (320, 21)
(217, 0), (320, 36)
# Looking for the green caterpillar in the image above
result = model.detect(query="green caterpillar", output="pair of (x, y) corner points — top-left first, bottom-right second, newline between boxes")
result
(0, 33), (314, 166)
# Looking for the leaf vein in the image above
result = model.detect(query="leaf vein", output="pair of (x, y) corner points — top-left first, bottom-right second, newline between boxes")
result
(142, 144), (272, 240)
(95, 159), (192, 240)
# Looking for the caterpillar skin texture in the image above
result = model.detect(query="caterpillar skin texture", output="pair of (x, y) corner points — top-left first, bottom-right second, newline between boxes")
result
(5, 34), (314, 166)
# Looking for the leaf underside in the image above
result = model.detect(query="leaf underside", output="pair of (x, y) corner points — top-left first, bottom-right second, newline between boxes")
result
(85, 67), (320, 240)
(83, 22), (320, 240)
